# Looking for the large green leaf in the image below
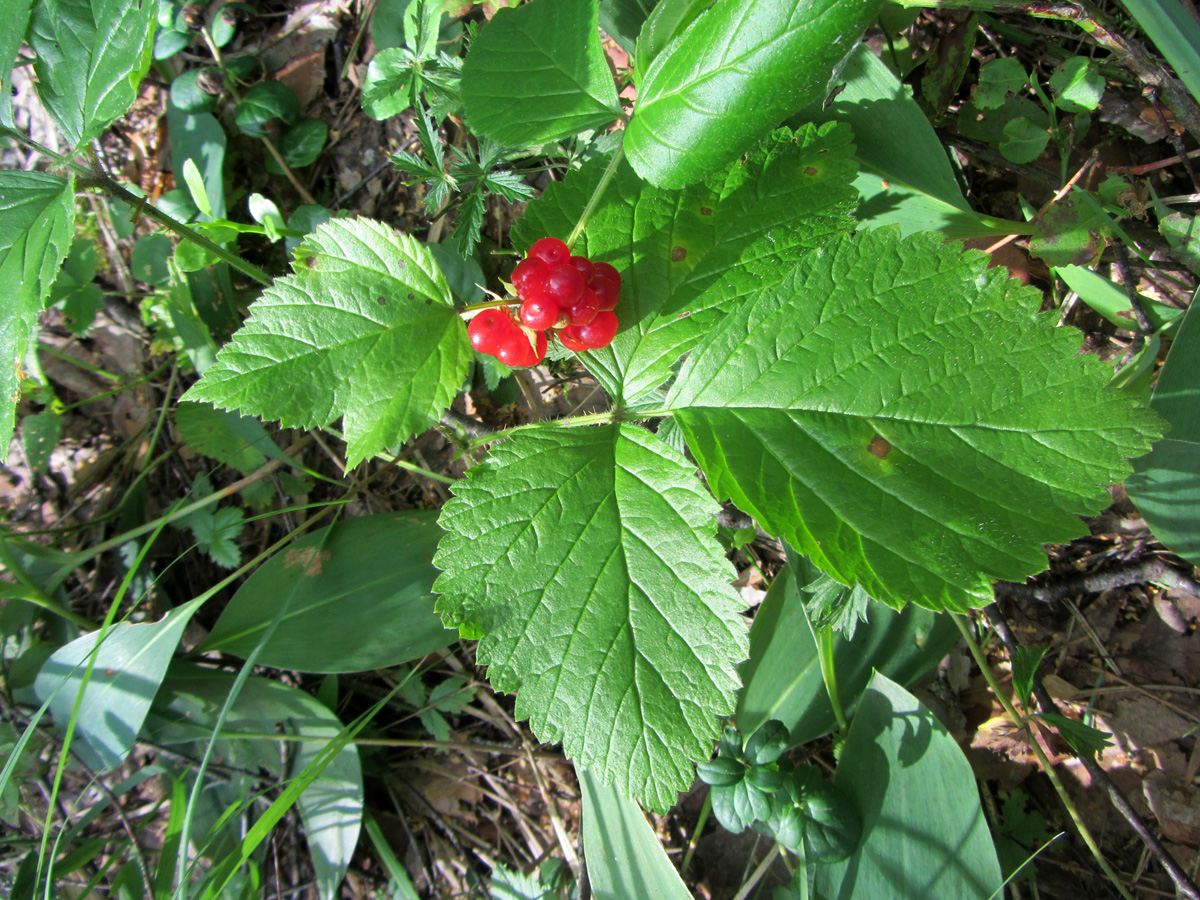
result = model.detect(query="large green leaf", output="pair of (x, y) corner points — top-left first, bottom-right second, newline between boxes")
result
(516, 123), (857, 403)
(461, 0), (621, 146)
(185, 218), (471, 466)
(669, 228), (1162, 612)
(736, 563), (957, 744)
(27, 0), (155, 149)
(1127, 291), (1200, 566)
(434, 425), (747, 810)
(146, 666), (362, 900)
(624, 0), (880, 188)
(815, 673), (1003, 899)
(0, 0), (32, 127)
(798, 44), (1025, 239)
(597, 0), (654, 56)
(0, 171), (76, 462)
(202, 512), (456, 672)
(578, 765), (693, 899)
(31, 598), (204, 771)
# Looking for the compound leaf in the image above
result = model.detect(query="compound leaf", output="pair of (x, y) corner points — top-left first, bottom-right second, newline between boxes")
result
(28, 0), (156, 149)
(434, 425), (747, 810)
(462, 0), (621, 146)
(624, 0), (880, 188)
(0, 171), (76, 461)
(669, 228), (1162, 612)
(185, 218), (470, 467)
(515, 123), (858, 403)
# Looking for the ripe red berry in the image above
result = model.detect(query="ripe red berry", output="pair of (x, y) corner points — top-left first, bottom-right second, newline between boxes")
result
(544, 263), (585, 309)
(569, 255), (595, 282)
(468, 308), (513, 354)
(496, 330), (533, 366)
(592, 261), (621, 292)
(519, 296), (559, 331)
(590, 273), (619, 311)
(512, 257), (550, 298)
(558, 327), (589, 352)
(573, 310), (618, 349)
(564, 286), (599, 326)
(528, 237), (570, 266)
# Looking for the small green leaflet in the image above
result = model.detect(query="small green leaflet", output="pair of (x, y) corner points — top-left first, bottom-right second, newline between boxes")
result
(434, 425), (748, 811)
(515, 124), (858, 403)
(669, 229), (1162, 612)
(27, 0), (156, 149)
(185, 219), (471, 466)
(461, 0), (621, 146)
(0, 171), (76, 462)
(624, 0), (879, 188)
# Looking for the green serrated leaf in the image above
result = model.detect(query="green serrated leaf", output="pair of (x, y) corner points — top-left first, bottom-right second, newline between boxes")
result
(185, 218), (470, 466)
(624, 0), (880, 188)
(1038, 712), (1113, 756)
(363, 48), (416, 120)
(516, 123), (858, 402)
(0, 171), (76, 462)
(28, 0), (156, 149)
(800, 572), (871, 640)
(669, 228), (1162, 612)
(461, 0), (621, 145)
(1010, 644), (1048, 710)
(433, 425), (747, 810)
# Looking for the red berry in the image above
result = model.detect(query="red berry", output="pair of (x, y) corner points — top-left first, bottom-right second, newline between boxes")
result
(545, 263), (585, 309)
(528, 237), (570, 266)
(592, 261), (621, 292)
(564, 286), (599, 326)
(496, 330), (532, 366)
(468, 308), (513, 354)
(519, 296), (559, 331)
(574, 311), (618, 349)
(569, 255), (595, 282)
(512, 257), (550, 298)
(590, 274), (620, 311)
(558, 327), (589, 352)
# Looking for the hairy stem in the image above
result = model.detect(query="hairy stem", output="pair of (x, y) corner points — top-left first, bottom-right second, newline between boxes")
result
(567, 142), (626, 251)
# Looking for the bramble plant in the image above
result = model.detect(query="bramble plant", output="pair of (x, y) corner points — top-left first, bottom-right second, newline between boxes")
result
(5, 0), (1200, 897)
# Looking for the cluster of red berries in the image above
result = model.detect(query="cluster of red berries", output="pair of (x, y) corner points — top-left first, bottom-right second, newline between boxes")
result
(467, 237), (621, 368)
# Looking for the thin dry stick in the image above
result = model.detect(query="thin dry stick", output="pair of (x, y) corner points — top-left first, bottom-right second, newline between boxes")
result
(983, 152), (1098, 255)
(985, 604), (1200, 900)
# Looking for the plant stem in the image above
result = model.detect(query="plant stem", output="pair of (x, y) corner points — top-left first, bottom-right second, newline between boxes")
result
(952, 614), (1137, 900)
(1, 128), (273, 286)
(680, 792), (711, 879)
(566, 143), (625, 251)
(815, 625), (847, 733)
(463, 406), (676, 450)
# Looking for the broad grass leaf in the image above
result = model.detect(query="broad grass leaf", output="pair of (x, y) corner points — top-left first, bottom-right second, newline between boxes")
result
(670, 229), (1162, 612)
(1127, 293), (1200, 566)
(515, 123), (858, 403)
(0, 0), (32, 127)
(434, 426), (747, 810)
(146, 665), (362, 900)
(578, 765), (694, 900)
(624, 0), (879, 188)
(815, 673), (1003, 899)
(185, 219), (471, 466)
(27, 0), (155, 149)
(202, 512), (455, 672)
(32, 598), (205, 770)
(462, 0), (621, 145)
(0, 172), (76, 462)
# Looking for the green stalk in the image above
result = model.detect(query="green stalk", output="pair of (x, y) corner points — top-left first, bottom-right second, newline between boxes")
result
(463, 406), (677, 450)
(680, 792), (711, 879)
(952, 614), (1136, 900)
(566, 142), (625, 250)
